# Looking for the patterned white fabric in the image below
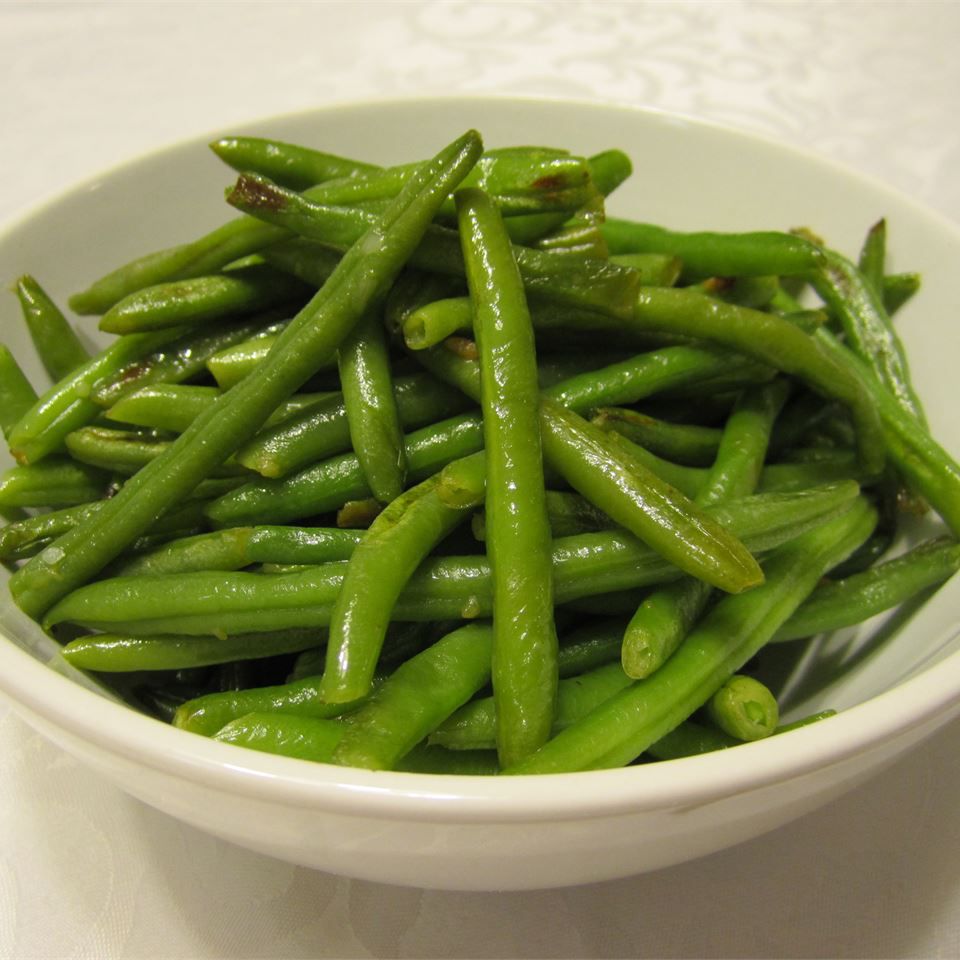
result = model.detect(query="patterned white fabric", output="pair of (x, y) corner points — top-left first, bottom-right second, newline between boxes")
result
(2, 2), (959, 956)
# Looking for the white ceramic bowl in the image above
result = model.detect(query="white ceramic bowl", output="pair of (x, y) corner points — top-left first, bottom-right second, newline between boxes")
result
(1, 97), (958, 891)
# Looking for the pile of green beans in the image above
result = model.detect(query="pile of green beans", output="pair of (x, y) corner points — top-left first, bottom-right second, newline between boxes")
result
(2, 128), (958, 778)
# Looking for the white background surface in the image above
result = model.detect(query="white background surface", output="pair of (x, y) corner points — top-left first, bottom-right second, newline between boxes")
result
(2, 1), (960, 956)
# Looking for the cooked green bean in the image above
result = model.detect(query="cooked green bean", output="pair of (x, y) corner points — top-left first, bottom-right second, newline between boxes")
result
(457, 187), (558, 765)
(810, 246), (925, 424)
(505, 497), (876, 774)
(0, 345), (39, 440)
(627, 287), (884, 474)
(174, 672), (368, 737)
(98, 263), (311, 334)
(235, 372), (469, 479)
(332, 621), (494, 770)
(209, 135), (378, 189)
(7, 329), (180, 465)
(226, 172), (640, 320)
(815, 328), (960, 536)
(539, 398), (764, 594)
(592, 406), (722, 467)
(600, 220), (825, 280)
(619, 380), (789, 679)
(15, 275), (90, 379)
(212, 713), (345, 762)
(706, 674), (779, 741)
(46, 482), (859, 637)
(319, 453), (486, 704)
(337, 307), (407, 503)
(59, 627), (326, 671)
(0, 457), (112, 508)
(772, 537), (960, 642)
(11, 130), (485, 620)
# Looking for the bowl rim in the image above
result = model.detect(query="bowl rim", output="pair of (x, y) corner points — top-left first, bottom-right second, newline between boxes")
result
(1, 94), (959, 823)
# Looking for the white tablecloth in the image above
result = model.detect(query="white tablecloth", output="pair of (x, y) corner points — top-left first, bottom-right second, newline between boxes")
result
(2, 2), (959, 956)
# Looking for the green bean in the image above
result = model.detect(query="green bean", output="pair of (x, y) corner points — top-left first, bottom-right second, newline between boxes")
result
(319, 454), (486, 704)
(47, 483), (861, 637)
(456, 187), (558, 765)
(212, 713), (345, 762)
(0, 458), (111, 509)
(59, 627), (326, 671)
(706, 674), (779, 740)
(226, 172), (640, 320)
(209, 411), (485, 526)
(619, 380), (789, 679)
(626, 287), (884, 474)
(15, 275), (90, 379)
(608, 252), (683, 287)
(431, 660), (632, 752)
(539, 398), (763, 594)
(105, 384), (338, 435)
(11, 130), (484, 620)
(63, 426), (249, 478)
(810, 246), (925, 424)
(259, 238), (345, 288)
(471, 489), (615, 540)
(335, 497), (382, 528)
(0, 345), (39, 440)
(504, 496), (877, 774)
(332, 621), (494, 770)
(174, 673), (367, 737)
(815, 328), (960, 536)
(772, 537), (960, 642)
(215, 138), (597, 218)
(98, 263), (311, 334)
(337, 306), (407, 502)
(7, 329), (181, 465)
(697, 275), (781, 310)
(600, 220), (825, 280)
(592, 406), (722, 467)
(209, 135), (378, 189)
(556, 619), (628, 676)
(238, 372), (469, 479)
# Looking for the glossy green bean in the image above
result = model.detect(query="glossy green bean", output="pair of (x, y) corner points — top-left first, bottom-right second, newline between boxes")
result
(226, 172), (640, 320)
(0, 457), (111, 508)
(319, 454), (486, 704)
(47, 483), (861, 636)
(619, 380), (789, 679)
(208, 411), (485, 526)
(209, 135), (378, 189)
(332, 621), (494, 770)
(772, 537), (960, 642)
(0, 345), (39, 440)
(706, 674), (779, 740)
(457, 186), (558, 765)
(628, 287), (885, 475)
(539, 398), (763, 594)
(504, 497), (876, 774)
(15, 275), (90, 380)
(592, 406), (722, 467)
(235, 372), (469, 479)
(600, 220), (825, 280)
(7, 329), (180, 465)
(98, 263), (310, 334)
(810, 246), (925, 424)
(212, 713), (345, 762)
(337, 307), (407, 503)
(59, 627), (326, 671)
(12, 130), (484, 620)
(174, 672), (368, 737)
(815, 328), (960, 536)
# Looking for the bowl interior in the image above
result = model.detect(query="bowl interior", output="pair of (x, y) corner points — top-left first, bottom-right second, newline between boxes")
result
(1, 96), (958, 800)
